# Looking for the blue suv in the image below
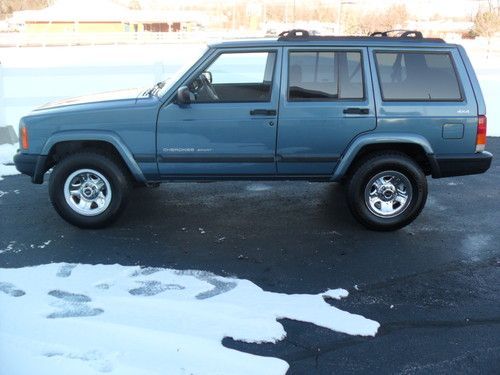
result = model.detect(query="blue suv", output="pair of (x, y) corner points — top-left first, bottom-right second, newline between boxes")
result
(14, 30), (492, 230)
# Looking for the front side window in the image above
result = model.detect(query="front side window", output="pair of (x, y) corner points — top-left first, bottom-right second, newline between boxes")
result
(188, 51), (276, 103)
(288, 51), (364, 101)
(374, 51), (462, 101)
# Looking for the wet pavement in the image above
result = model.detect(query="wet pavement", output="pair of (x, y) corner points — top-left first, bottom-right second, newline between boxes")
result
(1, 138), (499, 374)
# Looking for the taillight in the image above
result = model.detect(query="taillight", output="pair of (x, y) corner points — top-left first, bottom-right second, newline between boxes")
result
(21, 126), (29, 149)
(476, 115), (487, 152)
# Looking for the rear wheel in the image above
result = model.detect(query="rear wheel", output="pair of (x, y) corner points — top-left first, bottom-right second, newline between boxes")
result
(49, 152), (131, 228)
(346, 152), (427, 231)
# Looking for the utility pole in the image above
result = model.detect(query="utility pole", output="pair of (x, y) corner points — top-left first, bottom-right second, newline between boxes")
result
(262, 1), (267, 25)
(336, 1), (355, 35)
(284, 0), (288, 24)
(232, 0), (236, 31)
(293, 0), (296, 25)
(336, 0), (343, 35)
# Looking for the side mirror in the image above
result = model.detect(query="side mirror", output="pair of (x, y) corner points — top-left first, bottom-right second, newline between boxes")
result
(176, 86), (192, 105)
(202, 71), (212, 84)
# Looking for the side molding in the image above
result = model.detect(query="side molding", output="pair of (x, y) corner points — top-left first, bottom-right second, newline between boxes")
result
(331, 133), (435, 181)
(41, 130), (147, 183)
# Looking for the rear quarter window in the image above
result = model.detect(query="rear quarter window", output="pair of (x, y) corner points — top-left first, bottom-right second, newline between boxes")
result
(374, 51), (462, 101)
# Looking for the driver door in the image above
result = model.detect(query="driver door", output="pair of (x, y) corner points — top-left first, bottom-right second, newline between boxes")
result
(157, 48), (281, 177)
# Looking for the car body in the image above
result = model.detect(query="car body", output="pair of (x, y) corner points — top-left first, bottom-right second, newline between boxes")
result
(14, 30), (493, 230)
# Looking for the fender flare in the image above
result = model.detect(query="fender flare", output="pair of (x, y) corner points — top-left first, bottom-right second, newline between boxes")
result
(40, 130), (146, 183)
(330, 133), (437, 181)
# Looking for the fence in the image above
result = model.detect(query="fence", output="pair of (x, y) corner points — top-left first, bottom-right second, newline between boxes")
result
(0, 31), (262, 47)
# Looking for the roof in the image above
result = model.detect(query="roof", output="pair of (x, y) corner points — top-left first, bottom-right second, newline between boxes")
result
(209, 37), (452, 49)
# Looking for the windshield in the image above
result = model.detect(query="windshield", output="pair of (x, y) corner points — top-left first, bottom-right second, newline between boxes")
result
(156, 46), (209, 97)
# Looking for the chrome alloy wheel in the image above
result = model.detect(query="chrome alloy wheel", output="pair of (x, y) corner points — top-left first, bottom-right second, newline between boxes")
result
(63, 169), (112, 216)
(364, 171), (413, 218)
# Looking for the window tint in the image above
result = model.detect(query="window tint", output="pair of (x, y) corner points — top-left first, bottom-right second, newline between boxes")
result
(189, 51), (276, 103)
(288, 51), (364, 101)
(375, 52), (462, 101)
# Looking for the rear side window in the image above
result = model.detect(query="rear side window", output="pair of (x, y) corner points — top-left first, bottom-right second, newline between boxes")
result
(288, 51), (364, 101)
(374, 52), (462, 101)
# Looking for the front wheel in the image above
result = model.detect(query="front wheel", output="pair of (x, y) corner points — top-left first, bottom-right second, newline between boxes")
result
(49, 152), (131, 228)
(346, 152), (428, 231)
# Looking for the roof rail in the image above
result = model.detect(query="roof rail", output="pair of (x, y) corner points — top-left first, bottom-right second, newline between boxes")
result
(370, 30), (423, 39)
(275, 29), (444, 43)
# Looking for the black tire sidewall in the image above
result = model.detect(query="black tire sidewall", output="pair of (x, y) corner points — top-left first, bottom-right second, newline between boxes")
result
(347, 154), (428, 231)
(49, 153), (130, 228)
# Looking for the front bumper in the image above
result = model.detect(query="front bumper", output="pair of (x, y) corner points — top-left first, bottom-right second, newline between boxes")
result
(13, 151), (48, 184)
(432, 151), (493, 178)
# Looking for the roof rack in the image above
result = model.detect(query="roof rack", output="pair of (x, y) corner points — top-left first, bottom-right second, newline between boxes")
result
(370, 30), (423, 38)
(276, 28), (444, 43)
(278, 29), (310, 39)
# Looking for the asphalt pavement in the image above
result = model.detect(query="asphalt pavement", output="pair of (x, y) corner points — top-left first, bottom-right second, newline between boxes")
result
(1, 138), (499, 374)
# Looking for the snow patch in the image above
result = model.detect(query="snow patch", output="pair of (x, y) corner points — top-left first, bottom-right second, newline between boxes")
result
(461, 234), (493, 260)
(37, 240), (52, 249)
(0, 165), (19, 180)
(0, 144), (20, 180)
(0, 263), (379, 375)
(0, 144), (17, 164)
(246, 183), (272, 192)
(426, 196), (448, 212)
(0, 241), (16, 254)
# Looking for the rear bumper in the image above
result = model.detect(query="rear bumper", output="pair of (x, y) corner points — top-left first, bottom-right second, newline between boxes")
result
(13, 151), (48, 184)
(432, 151), (493, 178)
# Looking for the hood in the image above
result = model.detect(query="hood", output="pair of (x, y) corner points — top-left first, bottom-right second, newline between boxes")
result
(35, 87), (147, 111)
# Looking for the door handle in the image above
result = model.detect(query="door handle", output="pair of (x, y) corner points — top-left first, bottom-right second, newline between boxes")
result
(343, 107), (369, 115)
(250, 109), (277, 116)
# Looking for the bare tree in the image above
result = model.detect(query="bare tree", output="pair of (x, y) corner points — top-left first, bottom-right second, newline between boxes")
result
(0, 0), (50, 20)
(347, 4), (409, 36)
(473, 7), (500, 49)
(475, 10), (500, 37)
(128, 0), (141, 11)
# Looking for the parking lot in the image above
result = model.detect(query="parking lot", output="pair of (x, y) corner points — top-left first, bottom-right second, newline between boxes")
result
(1, 138), (499, 374)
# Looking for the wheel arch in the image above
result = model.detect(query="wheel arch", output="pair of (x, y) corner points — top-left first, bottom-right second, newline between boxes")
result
(36, 131), (146, 184)
(331, 133), (438, 181)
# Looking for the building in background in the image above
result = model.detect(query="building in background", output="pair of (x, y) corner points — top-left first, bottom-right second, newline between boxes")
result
(8, 0), (204, 33)
(1, 0), (498, 46)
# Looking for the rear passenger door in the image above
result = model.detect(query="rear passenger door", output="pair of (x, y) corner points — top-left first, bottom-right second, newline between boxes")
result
(277, 47), (376, 175)
(369, 48), (478, 154)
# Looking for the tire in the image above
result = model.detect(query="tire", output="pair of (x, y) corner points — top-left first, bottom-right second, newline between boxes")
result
(346, 152), (428, 231)
(49, 152), (131, 228)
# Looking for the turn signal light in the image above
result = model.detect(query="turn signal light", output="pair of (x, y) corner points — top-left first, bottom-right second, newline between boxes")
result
(476, 115), (487, 152)
(21, 127), (29, 149)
